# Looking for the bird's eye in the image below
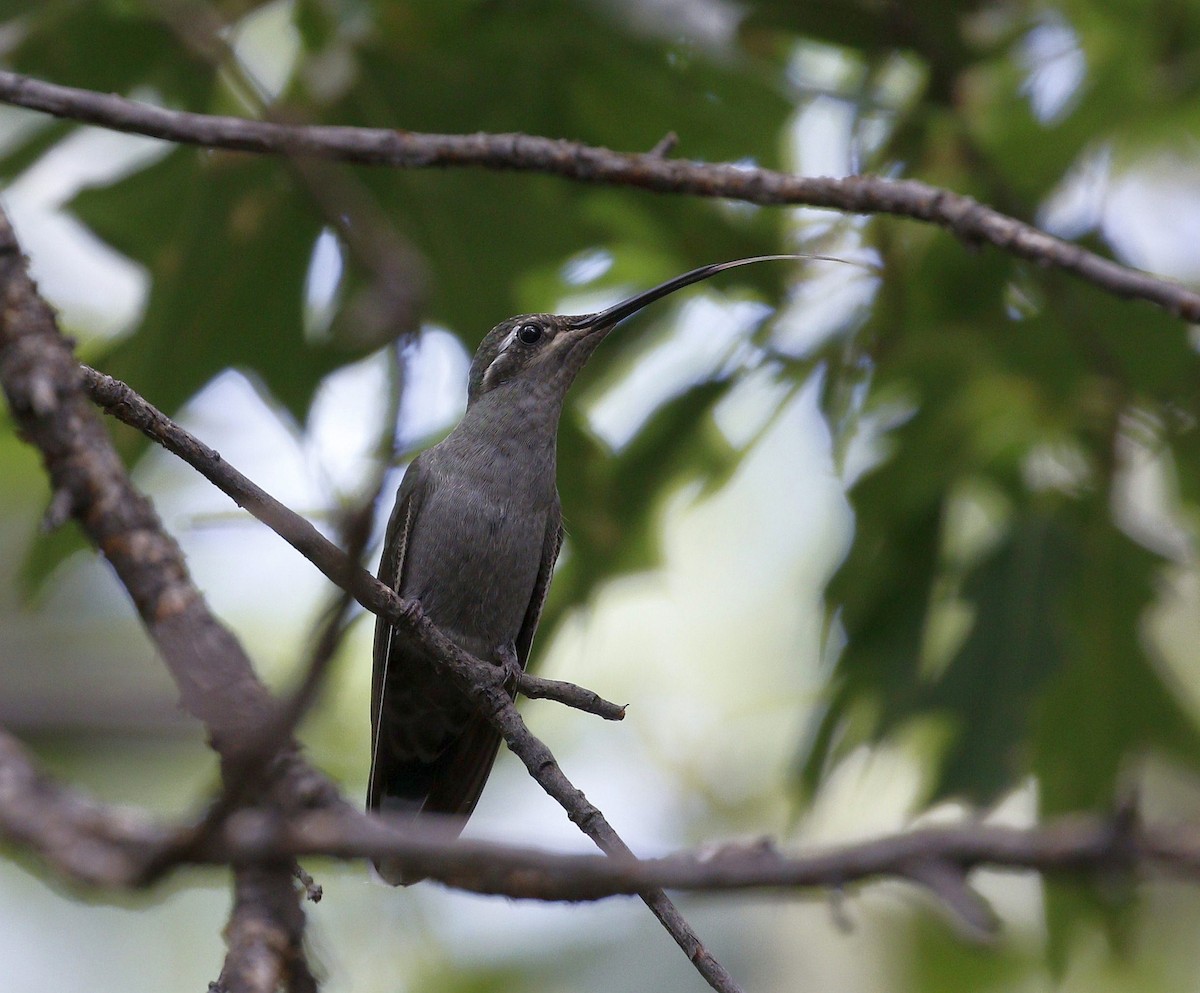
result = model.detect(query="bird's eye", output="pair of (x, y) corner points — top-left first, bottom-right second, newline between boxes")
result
(516, 323), (543, 345)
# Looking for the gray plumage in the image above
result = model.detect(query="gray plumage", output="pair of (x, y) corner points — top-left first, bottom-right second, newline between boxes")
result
(368, 255), (808, 885)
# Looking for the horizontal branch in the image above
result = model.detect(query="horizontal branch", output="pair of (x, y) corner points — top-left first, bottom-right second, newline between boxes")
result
(192, 809), (1159, 902)
(0, 70), (1196, 321)
(8, 723), (1200, 908)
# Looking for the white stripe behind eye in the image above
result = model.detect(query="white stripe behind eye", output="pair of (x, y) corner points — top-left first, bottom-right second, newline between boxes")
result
(481, 329), (519, 392)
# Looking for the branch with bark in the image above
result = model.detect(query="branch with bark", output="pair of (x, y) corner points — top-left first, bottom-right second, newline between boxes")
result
(9, 721), (1200, 935)
(0, 69), (1196, 321)
(79, 367), (739, 992)
(0, 205), (328, 992)
(0, 208), (737, 991)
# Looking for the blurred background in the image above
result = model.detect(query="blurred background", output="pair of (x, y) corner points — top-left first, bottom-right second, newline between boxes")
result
(2, 1), (1200, 990)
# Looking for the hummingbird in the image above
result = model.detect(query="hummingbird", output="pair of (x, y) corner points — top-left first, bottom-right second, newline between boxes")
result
(368, 254), (812, 884)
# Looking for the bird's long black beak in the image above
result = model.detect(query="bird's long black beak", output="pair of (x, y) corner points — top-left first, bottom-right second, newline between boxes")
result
(575, 253), (846, 332)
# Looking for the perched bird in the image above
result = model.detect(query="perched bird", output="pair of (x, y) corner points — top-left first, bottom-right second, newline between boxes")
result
(368, 254), (807, 884)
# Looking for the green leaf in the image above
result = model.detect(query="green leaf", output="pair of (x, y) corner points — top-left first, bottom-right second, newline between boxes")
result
(69, 148), (341, 422)
(799, 442), (943, 798)
(551, 379), (737, 612)
(926, 508), (1073, 801)
(1033, 507), (1200, 811)
(9, 2), (216, 104)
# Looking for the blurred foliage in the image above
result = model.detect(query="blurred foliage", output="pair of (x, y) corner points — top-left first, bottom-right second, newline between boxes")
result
(4, 0), (1200, 990)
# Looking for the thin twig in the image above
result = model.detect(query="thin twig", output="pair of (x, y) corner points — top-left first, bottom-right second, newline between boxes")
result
(902, 859), (999, 939)
(514, 672), (627, 720)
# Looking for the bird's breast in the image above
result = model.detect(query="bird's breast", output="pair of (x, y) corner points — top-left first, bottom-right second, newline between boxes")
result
(400, 472), (551, 657)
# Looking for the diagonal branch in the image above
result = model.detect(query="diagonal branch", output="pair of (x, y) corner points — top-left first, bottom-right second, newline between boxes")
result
(79, 366), (739, 991)
(0, 204), (321, 993)
(0, 219), (720, 983)
(98, 365), (631, 723)
(0, 69), (1196, 321)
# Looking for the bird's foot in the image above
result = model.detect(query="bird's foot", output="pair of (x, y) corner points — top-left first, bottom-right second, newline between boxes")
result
(492, 642), (522, 687)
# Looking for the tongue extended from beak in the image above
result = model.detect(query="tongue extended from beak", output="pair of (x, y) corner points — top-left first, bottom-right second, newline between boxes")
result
(580, 253), (848, 331)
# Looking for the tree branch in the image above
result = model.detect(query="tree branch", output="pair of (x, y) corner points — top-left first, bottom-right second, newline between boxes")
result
(0, 203), (321, 993)
(215, 862), (315, 993)
(7, 723), (1196, 911)
(0, 726), (171, 888)
(0, 70), (1196, 321)
(514, 671), (626, 720)
(4, 238), (729, 983)
(80, 364), (741, 993)
(194, 806), (1176, 900)
(79, 364), (629, 726)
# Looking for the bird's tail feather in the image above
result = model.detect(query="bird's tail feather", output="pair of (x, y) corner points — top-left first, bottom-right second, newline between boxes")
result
(368, 714), (505, 886)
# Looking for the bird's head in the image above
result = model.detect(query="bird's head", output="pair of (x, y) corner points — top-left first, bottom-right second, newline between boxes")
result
(465, 254), (857, 406)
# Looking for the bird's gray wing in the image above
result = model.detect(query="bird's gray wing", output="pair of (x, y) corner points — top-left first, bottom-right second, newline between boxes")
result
(420, 506), (563, 818)
(515, 507), (564, 670)
(367, 456), (427, 813)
